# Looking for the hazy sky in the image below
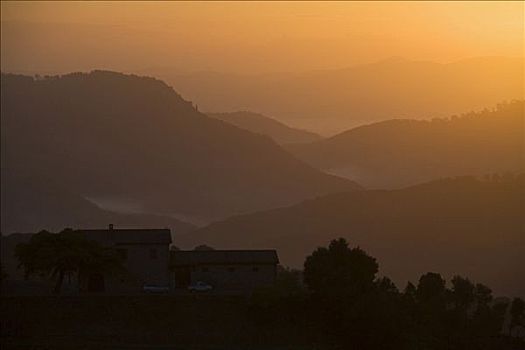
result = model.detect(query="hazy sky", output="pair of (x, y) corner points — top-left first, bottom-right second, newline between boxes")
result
(1, 1), (523, 74)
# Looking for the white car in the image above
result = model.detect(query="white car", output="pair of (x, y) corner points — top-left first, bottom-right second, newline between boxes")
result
(188, 281), (213, 292)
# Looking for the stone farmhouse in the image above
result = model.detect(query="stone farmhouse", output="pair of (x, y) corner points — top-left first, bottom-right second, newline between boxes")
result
(77, 225), (172, 293)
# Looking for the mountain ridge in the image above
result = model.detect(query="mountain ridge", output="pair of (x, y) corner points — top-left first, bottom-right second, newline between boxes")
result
(208, 111), (321, 144)
(1, 71), (360, 223)
(286, 101), (524, 188)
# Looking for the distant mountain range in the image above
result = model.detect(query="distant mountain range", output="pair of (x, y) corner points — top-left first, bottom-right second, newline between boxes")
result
(178, 176), (525, 297)
(286, 101), (525, 188)
(165, 57), (524, 134)
(1, 71), (360, 226)
(208, 111), (321, 145)
(1, 170), (196, 235)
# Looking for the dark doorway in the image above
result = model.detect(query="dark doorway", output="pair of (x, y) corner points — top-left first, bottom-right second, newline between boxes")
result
(87, 273), (105, 292)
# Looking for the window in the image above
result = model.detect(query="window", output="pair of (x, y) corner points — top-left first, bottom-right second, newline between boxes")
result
(149, 248), (158, 259)
(117, 249), (128, 260)
(252, 267), (259, 272)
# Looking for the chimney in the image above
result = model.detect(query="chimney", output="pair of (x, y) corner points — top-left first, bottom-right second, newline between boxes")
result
(109, 224), (114, 230)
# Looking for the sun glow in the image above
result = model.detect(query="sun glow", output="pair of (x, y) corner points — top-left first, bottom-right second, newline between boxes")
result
(1, 1), (523, 74)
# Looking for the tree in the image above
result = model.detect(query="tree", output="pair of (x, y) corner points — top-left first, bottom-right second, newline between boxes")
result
(403, 282), (417, 300)
(274, 266), (303, 296)
(303, 238), (378, 296)
(474, 283), (493, 306)
(416, 272), (446, 304)
(451, 275), (475, 310)
(15, 229), (123, 294)
(510, 298), (525, 334)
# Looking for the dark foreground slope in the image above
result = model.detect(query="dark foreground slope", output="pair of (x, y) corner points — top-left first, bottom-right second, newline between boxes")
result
(287, 101), (525, 188)
(181, 176), (525, 297)
(208, 111), (321, 144)
(1, 72), (359, 223)
(0, 296), (316, 349)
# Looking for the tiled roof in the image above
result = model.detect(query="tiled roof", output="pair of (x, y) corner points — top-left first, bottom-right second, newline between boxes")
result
(76, 228), (172, 245)
(171, 250), (279, 266)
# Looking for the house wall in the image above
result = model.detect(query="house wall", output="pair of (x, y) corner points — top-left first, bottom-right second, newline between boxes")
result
(104, 243), (170, 294)
(189, 264), (277, 291)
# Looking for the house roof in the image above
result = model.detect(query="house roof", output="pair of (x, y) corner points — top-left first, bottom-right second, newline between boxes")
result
(171, 250), (279, 266)
(76, 228), (172, 245)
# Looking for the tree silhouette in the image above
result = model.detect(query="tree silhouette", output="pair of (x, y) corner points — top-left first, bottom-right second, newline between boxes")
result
(303, 238), (378, 297)
(248, 240), (520, 349)
(417, 272), (446, 304)
(510, 298), (525, 335)
(451, 275), (475, 310)
(15, 229), (123, 294)
(474, 283), (493, 306)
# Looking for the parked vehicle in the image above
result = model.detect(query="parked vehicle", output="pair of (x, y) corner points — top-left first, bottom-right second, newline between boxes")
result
(188, 281), (213, 292)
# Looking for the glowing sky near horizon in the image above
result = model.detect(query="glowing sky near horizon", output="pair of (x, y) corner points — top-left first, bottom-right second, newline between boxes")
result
(1, 1), (523, 74)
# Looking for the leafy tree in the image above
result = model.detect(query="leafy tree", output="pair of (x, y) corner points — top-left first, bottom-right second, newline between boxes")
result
(451, 275), (475, 310)
(376, 276), (399, 295)
(414, 272), (448, 345)
(15, 229), (123, 294)
(403, 282), (417, 300)
(474, 283), (493, 306)
(416, 272), (446, 304)
(510, 298), (525, 334)
(303, 238), (378, 297)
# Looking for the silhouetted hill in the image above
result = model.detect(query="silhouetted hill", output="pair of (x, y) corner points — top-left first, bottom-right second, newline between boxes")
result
(179, 176), (525, 297)
(165, 57), (524, 134)
(208, 111), (321, 144)
(1, 71), (359, 223)
(286, 101), (524, 188)
(0, 170), (196, 235)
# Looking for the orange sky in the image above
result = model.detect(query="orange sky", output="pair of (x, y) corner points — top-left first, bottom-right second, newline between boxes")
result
(1, 1), (524, 74)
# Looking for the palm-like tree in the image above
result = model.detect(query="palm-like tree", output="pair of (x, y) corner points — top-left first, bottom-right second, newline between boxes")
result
(15, 229), (123, 294)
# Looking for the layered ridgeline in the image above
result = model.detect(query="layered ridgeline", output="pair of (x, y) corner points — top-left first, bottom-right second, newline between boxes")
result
(287, 101), (524, 189)
(179, 176), (525, 297)
(167, 57), (524, 134)
(208, 111), (321, 144)
(1, 170), (195, 235)
(0, 71), (359, 225)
